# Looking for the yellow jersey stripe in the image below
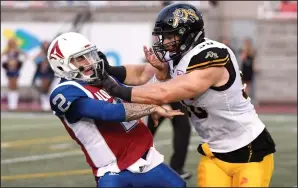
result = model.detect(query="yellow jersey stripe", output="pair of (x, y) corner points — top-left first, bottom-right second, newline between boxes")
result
(187, 54), (229, 70)
(186, 60), (229, 73)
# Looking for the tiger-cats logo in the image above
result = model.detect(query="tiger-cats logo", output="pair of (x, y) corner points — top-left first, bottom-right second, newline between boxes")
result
(172, 8), (199, 28)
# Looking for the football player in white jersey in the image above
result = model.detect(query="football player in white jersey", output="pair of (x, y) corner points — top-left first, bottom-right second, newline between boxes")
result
(101, 3), (276, 187)
(47, 32), (186, 187)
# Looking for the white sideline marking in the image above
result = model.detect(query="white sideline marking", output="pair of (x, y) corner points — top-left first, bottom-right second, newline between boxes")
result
(1, 150), (82, 164)
(1, 123), (61, 132)
(1, 136), (201, 165)
(1, 112), (54, 119)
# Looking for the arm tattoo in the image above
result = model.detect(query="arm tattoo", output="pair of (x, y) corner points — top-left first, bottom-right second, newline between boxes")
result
(123, 103), (157, 121)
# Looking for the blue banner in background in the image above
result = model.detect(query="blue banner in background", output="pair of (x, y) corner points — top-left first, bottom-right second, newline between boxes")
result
(105, 51), (121, 66)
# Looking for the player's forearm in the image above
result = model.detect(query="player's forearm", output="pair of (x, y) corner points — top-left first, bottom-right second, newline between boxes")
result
(154, 62), (170, 81)
(130, 82), (189, 105)
(106, 64), (149, 86)
(123, 103), (157, 121)
(68, 97), (158, 122)
(123, 64), (156, 86)
(130, 75), (203, 105)
(69, 98), (126, 122)
(102, 75), (197, 105)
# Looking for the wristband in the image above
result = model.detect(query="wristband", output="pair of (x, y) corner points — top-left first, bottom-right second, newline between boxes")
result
(117, 86), (132, 102)
(108, 66), (127, 83)
(102, 75), (132, 102)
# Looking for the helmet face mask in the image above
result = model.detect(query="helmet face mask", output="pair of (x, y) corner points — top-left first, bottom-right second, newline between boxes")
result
(152, 27), (181, 62)
(152, 3), (205, 62)
(68, 46), (104, 82)
(47, 32), (105, 83)
(152, 33), (181, 62)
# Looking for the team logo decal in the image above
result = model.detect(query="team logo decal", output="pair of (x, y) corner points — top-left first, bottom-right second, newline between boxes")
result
(49, 41), (64, 60)
(172, 8), (199, 28)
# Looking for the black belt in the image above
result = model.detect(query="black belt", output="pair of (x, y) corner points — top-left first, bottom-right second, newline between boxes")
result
(141, 150), (149, 160)
(197, 128), (276, 163)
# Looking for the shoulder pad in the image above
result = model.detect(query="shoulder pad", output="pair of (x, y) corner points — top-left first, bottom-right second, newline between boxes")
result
(186, 47), (230, 73)
(49, 84), (88, 117)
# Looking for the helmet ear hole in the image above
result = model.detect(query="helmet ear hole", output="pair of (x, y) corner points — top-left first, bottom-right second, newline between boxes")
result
(57, 66), (64, 71)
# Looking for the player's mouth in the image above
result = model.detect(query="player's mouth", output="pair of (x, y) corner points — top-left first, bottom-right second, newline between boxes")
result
(84, 67), (94, 75)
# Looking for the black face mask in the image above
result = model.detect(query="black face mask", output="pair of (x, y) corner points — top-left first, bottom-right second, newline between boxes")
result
(152, 33), (183, 63)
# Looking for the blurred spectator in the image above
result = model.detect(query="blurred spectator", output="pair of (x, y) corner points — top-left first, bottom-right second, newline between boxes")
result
(209, 0), (218, 7)
(32, 41), (55, 111)
(219, 36), (235, 52)
(162, 1), (172, 7)
(279, 0), (297, 12)
(1, 38), (26, 111)
(240, 38), (257, 103)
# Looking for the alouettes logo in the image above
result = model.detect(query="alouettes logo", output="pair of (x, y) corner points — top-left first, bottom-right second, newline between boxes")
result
(49, 41), (65, 60)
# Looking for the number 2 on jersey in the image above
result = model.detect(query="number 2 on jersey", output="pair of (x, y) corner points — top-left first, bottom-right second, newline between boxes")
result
(52, 94), (71, 112)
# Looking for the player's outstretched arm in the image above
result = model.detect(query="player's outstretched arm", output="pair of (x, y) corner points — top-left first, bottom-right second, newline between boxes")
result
(66, 97), (183, 122)
(122, 46), (170, 85)
(102, 67), (225, 105)
(102, 46), (230, 105)
(124, 64), (157, 85)
(98, 49), (167, 86)
(131, 67), (224, 104)
(123, 103), (183, 121)
(98, 51), (157, 86)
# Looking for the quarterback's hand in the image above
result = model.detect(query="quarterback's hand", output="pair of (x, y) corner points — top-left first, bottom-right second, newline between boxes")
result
(151, 105), (184, 126)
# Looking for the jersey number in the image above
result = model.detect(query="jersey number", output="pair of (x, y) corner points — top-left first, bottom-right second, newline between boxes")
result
(181, 101), (208, 119)
(52, 94), (71, 112)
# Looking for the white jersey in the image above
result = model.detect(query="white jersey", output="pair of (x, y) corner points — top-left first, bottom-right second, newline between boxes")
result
(169, 38), (265, 153)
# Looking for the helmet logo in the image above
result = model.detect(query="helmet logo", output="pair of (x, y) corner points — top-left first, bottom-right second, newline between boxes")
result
(49, 41), (64, 60)
(172, 8), (199, 28)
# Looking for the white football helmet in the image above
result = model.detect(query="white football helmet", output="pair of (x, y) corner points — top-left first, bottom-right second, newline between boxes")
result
(47, 32), (104, 82)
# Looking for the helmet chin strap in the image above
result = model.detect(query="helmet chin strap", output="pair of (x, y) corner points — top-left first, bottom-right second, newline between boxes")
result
(181, 30), (203, 57)
(189, 31), (203, 50)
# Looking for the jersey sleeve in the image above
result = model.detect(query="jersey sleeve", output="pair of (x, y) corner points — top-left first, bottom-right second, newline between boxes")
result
(186, 47), (230, 73)
(49, 84), (88, 117)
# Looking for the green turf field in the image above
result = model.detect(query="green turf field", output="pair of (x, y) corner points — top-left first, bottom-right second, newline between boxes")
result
(1, 113), (297, 187)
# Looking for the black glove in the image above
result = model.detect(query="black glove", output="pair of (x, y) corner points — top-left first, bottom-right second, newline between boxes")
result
(97, 50), (110, 73)
(89, 51), (110, 86)
(97, 51), (127, 83)
(101, 74), (132, 102)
